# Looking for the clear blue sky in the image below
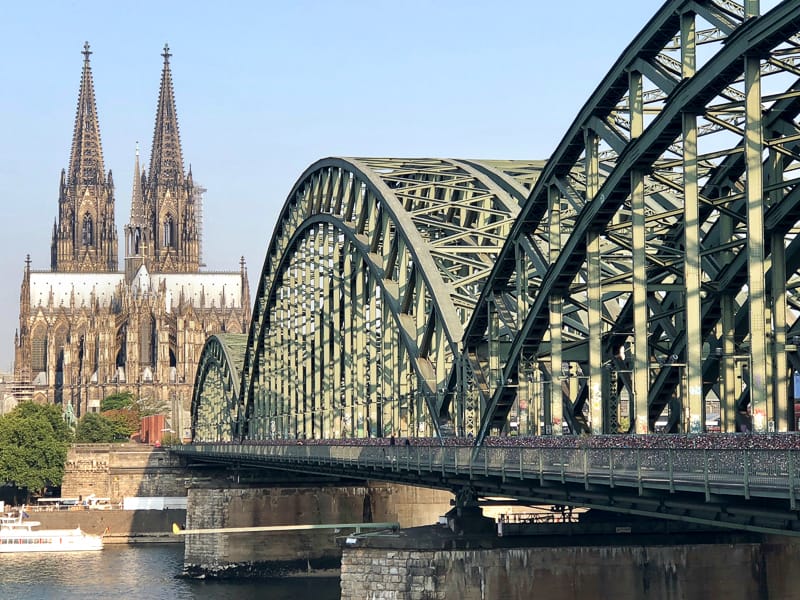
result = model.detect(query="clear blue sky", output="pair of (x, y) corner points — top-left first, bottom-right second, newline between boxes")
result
(0, 0), (660, 371)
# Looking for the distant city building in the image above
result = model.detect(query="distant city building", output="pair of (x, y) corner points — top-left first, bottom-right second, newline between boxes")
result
(13, 43), (251, 431)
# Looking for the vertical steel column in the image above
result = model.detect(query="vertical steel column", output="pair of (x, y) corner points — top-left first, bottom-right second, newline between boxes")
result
(290, 250), (303, 438)
(772, 233), (788, 431)
(585, 129), (604, 435)
(515, 240), (529, 432)
(367, 270), (380, 435)
(322, 226), (335, 437)
(382, 310), (397, 437)
(415, 275), (429, 436)
(682, 11), (704, 433)
(630, 69), (649, 434)
(312, 227), (325, 438)
(280, 289), (289, 438)
(718, 204), (736, 432)
(355, 266), (368, 436)
(744, 50), (768, 432)
(548, 184), (564, 435)
(342, 251), (355, 437)
(302, 239), (314, 439)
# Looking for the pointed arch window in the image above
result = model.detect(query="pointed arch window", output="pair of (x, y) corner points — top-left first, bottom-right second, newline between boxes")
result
(82, 213), (94, 246)
(163, 215), (175, 249)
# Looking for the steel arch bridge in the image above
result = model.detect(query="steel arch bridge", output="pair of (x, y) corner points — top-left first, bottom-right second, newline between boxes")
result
(192, 0), (800, 447)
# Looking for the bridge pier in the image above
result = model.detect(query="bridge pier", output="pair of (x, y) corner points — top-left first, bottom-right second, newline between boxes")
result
(182, 481), (452, 578)
(339, 522), (800, 600)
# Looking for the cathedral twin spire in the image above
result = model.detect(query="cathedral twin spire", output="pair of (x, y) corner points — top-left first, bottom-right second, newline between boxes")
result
(52, 42), (200, 276)
(52, 41), (117, 272)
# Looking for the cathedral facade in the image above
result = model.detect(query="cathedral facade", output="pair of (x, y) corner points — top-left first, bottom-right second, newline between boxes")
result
(13, 43), (251, 436)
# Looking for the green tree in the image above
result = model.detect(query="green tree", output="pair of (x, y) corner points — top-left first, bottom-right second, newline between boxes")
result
(101, 409), (140, 440)
(74, 412), (118, 443)
(0, 402), (72, 501)
(100, 391), (136, 412)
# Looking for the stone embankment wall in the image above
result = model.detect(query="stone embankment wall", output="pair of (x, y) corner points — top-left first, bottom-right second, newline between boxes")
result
(30, 508), (184, 543)
(183, 484), (452, 578)
(61, 443), (187, 502)
(340, 540), (800, 600)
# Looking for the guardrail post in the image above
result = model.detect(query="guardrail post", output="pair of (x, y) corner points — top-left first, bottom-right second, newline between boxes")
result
(790, 451), (796, 510)
(609, 449), (614, 488)
(703, 449), (710, 502)
(583, 449), (589, 490)
(744, 452), (750, 500)
(668, 450), (674, 494)
(637, 449), (642, 496)
(520, 449), (524, 480)
(539, 451), (544, 486)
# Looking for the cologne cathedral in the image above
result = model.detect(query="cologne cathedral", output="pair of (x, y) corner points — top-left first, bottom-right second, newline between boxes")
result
(13, 43), (251, 435)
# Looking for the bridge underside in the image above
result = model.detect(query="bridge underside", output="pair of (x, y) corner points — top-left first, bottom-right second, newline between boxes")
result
(175, 442), (800, 537)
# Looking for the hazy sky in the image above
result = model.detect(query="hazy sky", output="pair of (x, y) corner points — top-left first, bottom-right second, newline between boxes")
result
(0, 0), (660, 371)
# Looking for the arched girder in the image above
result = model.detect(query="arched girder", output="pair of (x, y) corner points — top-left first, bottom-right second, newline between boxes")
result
(246, 213), (463, 439)
(191, 333), (247, 442)
(241, 157), (540, 440)
(465, 0), (800, 446)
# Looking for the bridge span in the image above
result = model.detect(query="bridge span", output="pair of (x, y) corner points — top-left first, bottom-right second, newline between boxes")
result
(173, 436), (800, 537)
(184, 0), (800, 541)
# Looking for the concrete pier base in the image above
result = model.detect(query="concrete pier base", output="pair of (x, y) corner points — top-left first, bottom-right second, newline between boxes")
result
(339, 525), (800, 600)
(183, 483), (452, 578)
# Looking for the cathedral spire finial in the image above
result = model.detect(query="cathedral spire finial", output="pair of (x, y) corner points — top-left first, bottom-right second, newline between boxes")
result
(82, 41), (92, 61)
(149, 43), (184, 183)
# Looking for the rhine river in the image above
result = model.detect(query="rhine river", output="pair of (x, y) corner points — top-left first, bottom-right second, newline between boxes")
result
(0, 544), (341, 600)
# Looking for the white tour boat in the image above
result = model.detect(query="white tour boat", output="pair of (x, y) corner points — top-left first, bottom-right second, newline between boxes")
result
(0, 511), (103, 553)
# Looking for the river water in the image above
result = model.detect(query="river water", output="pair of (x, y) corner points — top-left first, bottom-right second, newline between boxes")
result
(0, 544), (342, 600)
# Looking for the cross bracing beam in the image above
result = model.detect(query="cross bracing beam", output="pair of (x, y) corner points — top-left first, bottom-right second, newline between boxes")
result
(464, 0), (800, 447)
(235, 158), (543, 441)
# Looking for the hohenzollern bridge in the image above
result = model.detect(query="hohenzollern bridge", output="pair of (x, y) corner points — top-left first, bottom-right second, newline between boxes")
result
(175, 0), (800, 535)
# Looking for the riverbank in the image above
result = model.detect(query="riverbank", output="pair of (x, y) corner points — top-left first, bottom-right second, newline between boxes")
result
(28, 508), (185, 544)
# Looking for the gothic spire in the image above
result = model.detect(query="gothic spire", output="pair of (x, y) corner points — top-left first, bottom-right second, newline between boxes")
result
(148, 43), (184, 185)
(68, 42), (105, 187)
(129, 143), (145, 225)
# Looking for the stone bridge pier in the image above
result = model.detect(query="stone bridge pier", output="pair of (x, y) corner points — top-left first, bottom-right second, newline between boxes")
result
(182, 481), (453, 578)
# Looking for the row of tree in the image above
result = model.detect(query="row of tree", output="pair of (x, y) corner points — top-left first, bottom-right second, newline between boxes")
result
(0, 392), (166, 502)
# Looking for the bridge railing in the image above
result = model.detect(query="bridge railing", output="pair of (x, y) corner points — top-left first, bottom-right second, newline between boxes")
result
(174, 443), (798, 505)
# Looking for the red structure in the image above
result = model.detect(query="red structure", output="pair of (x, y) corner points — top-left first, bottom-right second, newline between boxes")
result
(139, 414), (166, 445)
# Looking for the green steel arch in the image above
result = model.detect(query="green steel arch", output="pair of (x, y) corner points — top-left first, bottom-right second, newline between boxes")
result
(463, 0), (800, 445)
(191, 333), (248, 442)
(238, 157), (543, 440)
(190, 0), (800, 449)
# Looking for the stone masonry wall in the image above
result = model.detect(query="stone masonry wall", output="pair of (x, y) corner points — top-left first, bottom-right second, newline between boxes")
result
(340, 541), (800, 600)
(61, 443), (187, 502)
(184, 483), (452, 578)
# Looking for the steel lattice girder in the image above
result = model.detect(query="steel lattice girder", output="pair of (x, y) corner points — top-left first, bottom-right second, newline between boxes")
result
(464, 0), (800, 446)
(237, 157), (544, 440)
(191, 333), (248, 442)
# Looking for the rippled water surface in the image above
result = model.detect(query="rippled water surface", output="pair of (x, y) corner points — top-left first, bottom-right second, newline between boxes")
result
(0, 544), (341, 600)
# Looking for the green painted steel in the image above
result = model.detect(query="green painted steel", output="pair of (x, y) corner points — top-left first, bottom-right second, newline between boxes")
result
(191, 0), (800, 452)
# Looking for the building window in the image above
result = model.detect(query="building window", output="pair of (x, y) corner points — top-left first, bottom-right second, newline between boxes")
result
(82, 214), (94, 246)
(163, 215), (175, 249)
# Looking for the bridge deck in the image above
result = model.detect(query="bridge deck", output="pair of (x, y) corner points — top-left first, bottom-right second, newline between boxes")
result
(173, 440), (800, 537)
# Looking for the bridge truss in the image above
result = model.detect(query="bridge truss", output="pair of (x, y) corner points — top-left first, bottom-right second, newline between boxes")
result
(192, 0), (800, 446)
